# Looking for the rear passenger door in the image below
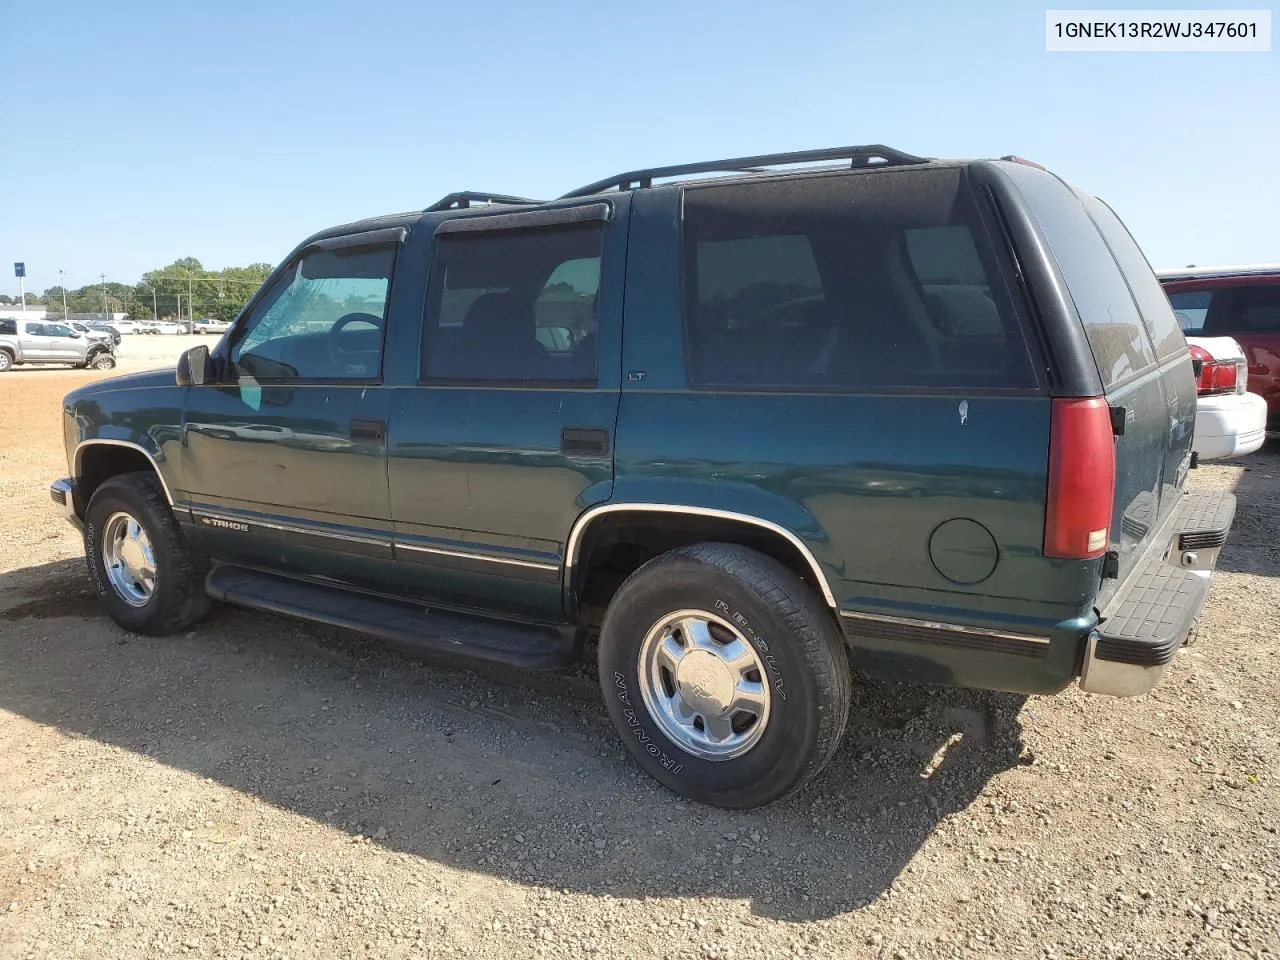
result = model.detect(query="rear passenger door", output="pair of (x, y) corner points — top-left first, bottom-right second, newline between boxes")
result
(387, 201), (625, 621)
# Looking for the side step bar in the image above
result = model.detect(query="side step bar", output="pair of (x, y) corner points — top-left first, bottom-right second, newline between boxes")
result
(206, 565), (577, 670)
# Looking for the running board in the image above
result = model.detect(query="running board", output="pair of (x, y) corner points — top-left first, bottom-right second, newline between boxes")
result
(206, 565), (577, 670)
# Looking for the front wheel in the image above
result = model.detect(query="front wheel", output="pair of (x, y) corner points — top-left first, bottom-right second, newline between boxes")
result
(90, 354), (116, 370)
(598, 543), (851, 808)
(84, 471), (210, 635)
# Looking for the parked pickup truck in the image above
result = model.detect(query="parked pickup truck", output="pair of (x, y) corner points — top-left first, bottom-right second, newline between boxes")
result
(49, 146), (1236, 808)
(0, 318), (117, 372)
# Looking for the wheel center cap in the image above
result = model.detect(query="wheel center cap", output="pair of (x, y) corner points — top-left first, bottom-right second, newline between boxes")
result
(119, 539), (145, 573)
(676, 650), (735, 715)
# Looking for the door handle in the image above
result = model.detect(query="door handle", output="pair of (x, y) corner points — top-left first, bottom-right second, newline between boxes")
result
(561, 427), (609, 455)
(349, 418), (386, 442)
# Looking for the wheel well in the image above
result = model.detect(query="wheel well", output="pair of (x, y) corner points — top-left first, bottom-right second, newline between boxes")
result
(572, 511), (831, 626)
(0, 346), (13, 358)
(77, 444), (161, 507)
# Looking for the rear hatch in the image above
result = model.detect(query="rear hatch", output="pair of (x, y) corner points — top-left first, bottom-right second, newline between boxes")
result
(993, 162), (1197, 598)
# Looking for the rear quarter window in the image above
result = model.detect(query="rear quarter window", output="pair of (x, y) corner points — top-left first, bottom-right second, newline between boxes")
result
(0, 319), (16, 336)
(999, 163), (1158, 388)
(681, 167), (1036, 391)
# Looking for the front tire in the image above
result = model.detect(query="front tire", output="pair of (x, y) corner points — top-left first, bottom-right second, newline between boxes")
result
(84, 471), (210, 635)
(90, 354), (116, 370)
(598, 543), (851, 808)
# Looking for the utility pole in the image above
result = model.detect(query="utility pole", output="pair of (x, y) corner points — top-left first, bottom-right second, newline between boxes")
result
(100, 274), (108, 323)
(151, 286), (158, 321)
(187, 268), (194, 331)
(59, 269), (68, 319)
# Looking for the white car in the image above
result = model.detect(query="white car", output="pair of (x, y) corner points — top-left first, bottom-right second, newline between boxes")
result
(153, 321), (186, 335)
(1187, 336), (1266, 460)
(193, 318), (231, 334)
(112, 320), (142, 334)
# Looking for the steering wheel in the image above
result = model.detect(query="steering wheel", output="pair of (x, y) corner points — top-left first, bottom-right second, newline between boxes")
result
(327, 312), (383, 374)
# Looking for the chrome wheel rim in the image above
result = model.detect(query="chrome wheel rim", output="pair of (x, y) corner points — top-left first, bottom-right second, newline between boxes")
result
(101, 511), (156, 607)
(0, 353), (10, 371)
(637, 608), (771, 761)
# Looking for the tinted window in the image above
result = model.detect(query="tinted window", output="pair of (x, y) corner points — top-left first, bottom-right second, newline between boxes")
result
(1168, 290), (1212, 335)
(1079, 194), (1186, 360)
(229, 244), (396, 381)
(1001, 163), (1157, 388)
(24, 323), (47, 336)
(46, 323), (74, 338)
(682, 168), (1034, 390)
(1207, 284), (1280, 334)
(0, 319), (15, 336)
(423, 224), (603, 383)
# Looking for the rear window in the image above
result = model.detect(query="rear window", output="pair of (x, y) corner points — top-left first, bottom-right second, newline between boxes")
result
(682, 168), (1035, 390)
(1078, 194), (1186, 361)
(1205, 284), (1280, 334)
(0, 319), (15, 336)
(1000, 163), (1157, 389)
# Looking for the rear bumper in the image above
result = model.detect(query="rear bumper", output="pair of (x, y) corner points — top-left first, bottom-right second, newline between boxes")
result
(50, 478), (82, 529)
(1080, 489), (1235, 697)
(1194, 392), (1267, 459)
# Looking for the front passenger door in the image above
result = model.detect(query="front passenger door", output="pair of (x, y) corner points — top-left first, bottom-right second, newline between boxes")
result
(44, 322), (83, 362)
(21, 322), (53, 360)
(181, 232), (403, 593)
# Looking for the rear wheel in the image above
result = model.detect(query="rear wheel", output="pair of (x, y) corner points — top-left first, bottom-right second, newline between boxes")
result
(598, 543), (851, 808)
(84, 471), (210, 635)
(0, 349), (12, 372)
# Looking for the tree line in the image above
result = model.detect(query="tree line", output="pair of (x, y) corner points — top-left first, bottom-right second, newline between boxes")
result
(0, 257), (272, 323)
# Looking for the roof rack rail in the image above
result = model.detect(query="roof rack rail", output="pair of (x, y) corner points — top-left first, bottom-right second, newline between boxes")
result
(425, 191), (540, 212)
(560, 144), (929, 199)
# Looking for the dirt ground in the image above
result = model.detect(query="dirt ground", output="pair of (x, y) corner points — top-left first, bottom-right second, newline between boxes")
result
(1, 355), (1277, 960)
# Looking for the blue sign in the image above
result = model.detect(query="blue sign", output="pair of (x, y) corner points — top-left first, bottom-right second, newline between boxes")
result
(14, 262), (24, 278)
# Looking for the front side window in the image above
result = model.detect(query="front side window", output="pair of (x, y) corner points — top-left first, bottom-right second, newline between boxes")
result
(229, 244), (397, 381)
(682, 168), (1034, 390)
(1168, 290), (1213, 335)
(46, 323), (74, 338)
(423, 223), (603, 383)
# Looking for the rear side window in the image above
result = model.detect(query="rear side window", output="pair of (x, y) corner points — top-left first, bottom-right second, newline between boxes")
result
(682, 168), (1034, 390)
(1000, 163), (1157, 389)
(1168, 290), (1212, 334)
(24, 322), (47, 336)
(1078, 194), (1186, 360)
(1205, 284), (1280, 334)
(423, 223), (603, 384)
(0, 319), (15, 336)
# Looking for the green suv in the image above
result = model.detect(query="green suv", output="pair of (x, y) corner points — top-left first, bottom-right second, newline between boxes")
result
(50, 146), (1235, 808)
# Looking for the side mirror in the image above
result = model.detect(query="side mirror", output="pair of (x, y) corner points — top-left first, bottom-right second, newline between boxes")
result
(176, 344), (214, 386)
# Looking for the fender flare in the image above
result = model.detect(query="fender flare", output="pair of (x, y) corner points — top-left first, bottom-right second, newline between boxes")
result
(563, 502), (837, 608)
(74, 438), (176, 506)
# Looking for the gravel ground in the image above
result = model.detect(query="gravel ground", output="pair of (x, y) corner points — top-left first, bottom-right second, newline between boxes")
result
(1, 361), (1277, 959)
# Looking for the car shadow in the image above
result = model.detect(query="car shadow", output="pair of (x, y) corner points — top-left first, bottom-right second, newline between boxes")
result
(0, 557), (1028, 922)
(1208, 441), (1280, 578)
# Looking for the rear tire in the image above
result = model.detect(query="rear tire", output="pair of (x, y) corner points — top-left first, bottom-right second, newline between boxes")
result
(0, 349), (12, 372)
(597, 543), (851, 808)
(84, 471), (210, 635)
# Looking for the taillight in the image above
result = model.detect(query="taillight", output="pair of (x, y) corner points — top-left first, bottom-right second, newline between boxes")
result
(1190, 345), (1247, 396)
(1044, 397), (1115, 560)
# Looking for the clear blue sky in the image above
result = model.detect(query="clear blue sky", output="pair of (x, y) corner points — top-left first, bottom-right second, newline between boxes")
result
(2, 0), (1276, 296)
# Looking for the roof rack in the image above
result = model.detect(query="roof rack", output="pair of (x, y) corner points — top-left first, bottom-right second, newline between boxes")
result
(560, 144), (929, 199)
(425, 191), (540, 212)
